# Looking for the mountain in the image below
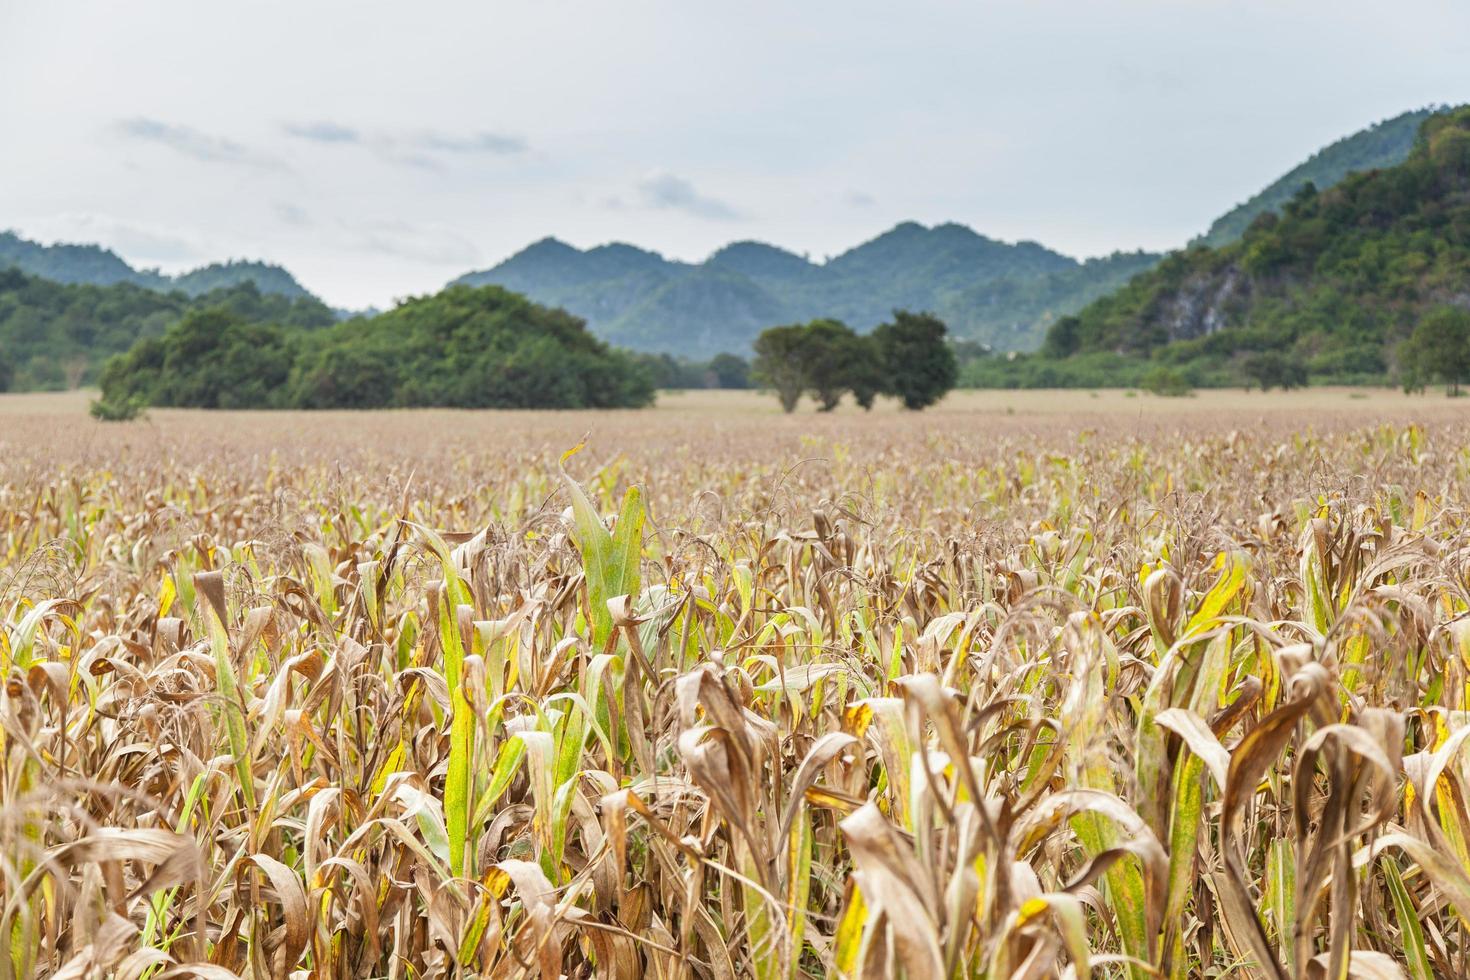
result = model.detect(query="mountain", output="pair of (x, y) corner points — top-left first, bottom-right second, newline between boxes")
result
(1042, 105), (1470, 385)
(168, 260), (312, 299)
(613, 266), (789, 354)
(940, 250), (1162, 344)
(706, 241), (820, 283)
(1194, 106), (1439, 249)
(454, 221), (1155, 357)
(0, 230), (317, 301)
(471, 238), (683, 329)
(0, 231), (163, 288)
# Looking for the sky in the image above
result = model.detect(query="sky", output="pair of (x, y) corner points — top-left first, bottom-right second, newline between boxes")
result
(2, 1), (1469, 309)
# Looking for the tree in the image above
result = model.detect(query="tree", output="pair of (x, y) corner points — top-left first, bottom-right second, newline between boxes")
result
(88, 394), (145, 421)
(752, 324), (810, 412)
(291, 342), (401, 408)
(1401, 306), (1470, 395)
(801, 319), (865, 411)
(707, 352), (750, 389)
(0, 265), (332, 393)
(97, 307), (298, 409)
(848, 335), (884, 410)
(1140, 365), (1193, 397)
(100, 286), (656, 410)
(1041, 315), (1082, 359)
(1240, 351), (1308, 390)
(872, 310), (957, 410)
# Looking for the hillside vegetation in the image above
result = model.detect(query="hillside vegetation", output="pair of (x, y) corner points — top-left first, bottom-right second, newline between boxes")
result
(455, 222), (1162, 356)
(1196, 106), (1438, 249)
(99, 284), (655, 409)
(0, 268), (334, 391)
(1019, 106), (1470, 388)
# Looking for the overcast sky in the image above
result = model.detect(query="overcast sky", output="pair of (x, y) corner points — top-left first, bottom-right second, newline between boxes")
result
(2, 1), (1469, 308)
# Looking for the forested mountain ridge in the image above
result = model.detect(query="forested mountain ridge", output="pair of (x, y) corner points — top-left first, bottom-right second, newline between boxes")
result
(3, 104), (1456, 390)
(0, 230), (316, 300)
(454, 221), (1160, 356)
(1040, 105), (1470, 385)
(451, 107), (1452, 359)
(1194, 106), (1441, 249)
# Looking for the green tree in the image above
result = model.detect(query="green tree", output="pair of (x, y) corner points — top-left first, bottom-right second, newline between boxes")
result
(88, 394), (145, 421)
(1041, 315), (1082, 358)
(752, 324), (810, 412)
(872, 310), (957, 410)
(0, 266), (333, 392)
(707, 352), (750, 388)
(291, 342), (401, 408)
(630, 352), (685, 390)
(100, 307), (298, 409)
(802, 319), (866, 411)
(848, 335), (884, 410)
(1140, 365), (1193, 397)
(1401, 306), (1470, 395)
(1240, 351), (1308, 390)
(101, 285), (656, 410)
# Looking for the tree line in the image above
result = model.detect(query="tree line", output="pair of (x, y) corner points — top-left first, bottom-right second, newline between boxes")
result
(97, 286), (657, 412)
(0, 268), (334, 393)
(95, 292), (961, 414)
(750, 310), (958, 412)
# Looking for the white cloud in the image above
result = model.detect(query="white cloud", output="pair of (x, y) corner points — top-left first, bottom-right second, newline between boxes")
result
(115, 118), (283, 170)
(275, 203), (312, 227)
(283, 120), (361, 144)
(281, 121), (526, 168)
(417, 131), (526, 155)
(342, 218), (481, 266)
(636, 171), (740, 220)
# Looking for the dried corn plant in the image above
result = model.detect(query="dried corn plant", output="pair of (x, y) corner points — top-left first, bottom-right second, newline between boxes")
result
(3, 404), (1470, 978)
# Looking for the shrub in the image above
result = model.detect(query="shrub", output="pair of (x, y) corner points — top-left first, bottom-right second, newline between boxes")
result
(88, 394), (146, 421)
(1141, 365), (1193, 397)
(1240, 351), (1309, 390)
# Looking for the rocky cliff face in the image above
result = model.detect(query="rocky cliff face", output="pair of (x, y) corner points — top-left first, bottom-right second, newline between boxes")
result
(1155, 265), (1250, 343)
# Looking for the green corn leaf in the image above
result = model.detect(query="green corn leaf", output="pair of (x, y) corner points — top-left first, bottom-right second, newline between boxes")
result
(446, 680), (475, 878)
(196, 572), (255, 811)
(560, 445), (645, 650)
(1381, 857), (1432, 980)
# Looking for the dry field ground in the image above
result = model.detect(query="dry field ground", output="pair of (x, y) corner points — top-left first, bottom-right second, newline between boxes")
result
(4, 387), (1470, 978)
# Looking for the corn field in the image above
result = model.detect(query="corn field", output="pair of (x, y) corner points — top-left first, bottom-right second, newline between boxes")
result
(4, 398), (1470, 978)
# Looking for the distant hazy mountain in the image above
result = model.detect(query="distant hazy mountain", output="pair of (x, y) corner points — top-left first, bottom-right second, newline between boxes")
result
(454, 222), (1157, 356)
(0, 230), (315, 301)
(170, 259), (312, 299)
(1194, 106), (1439, 249)
(0, 231), (163, 288)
